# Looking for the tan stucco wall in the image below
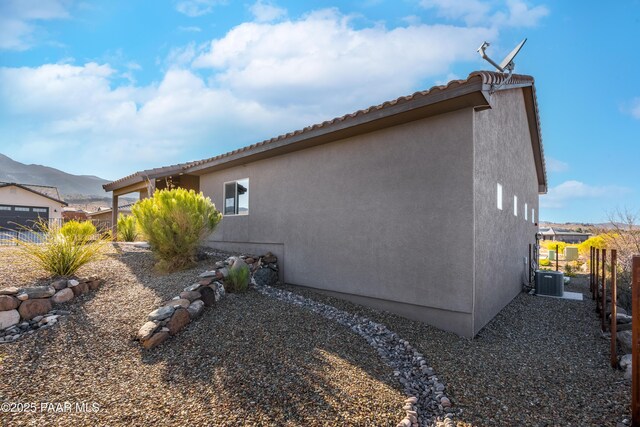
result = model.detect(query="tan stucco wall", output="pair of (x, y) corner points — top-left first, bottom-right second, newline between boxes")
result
(0, 186), (64, 220)
(472, 88), (540, 334)
(201, 109), (476, 336)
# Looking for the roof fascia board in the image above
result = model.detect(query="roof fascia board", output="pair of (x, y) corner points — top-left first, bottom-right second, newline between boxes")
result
(187, 81), (486, 175)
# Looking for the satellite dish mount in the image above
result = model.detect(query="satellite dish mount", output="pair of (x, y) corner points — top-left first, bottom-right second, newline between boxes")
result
(477, 38), (527, 93)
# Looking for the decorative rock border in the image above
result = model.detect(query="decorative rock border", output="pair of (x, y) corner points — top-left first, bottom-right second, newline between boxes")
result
(136, 252), (279, 349)
(0, 277), (104, 343)
(252, 280), (456, 427)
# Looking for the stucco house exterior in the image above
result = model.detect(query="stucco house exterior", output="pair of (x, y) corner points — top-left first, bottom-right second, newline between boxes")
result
(0, 182), (67, 230)
(104, 71), (547, 338)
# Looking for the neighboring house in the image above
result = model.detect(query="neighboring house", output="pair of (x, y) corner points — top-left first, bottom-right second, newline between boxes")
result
(86, 204), (134, 230)
(539, 227), (591, 244)
(62, 207), (89, 221)
(0, 182), (67, 230)
(104, 71), (547, 338)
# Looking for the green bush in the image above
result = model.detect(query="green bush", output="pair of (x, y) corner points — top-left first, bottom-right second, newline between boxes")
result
(539, 258), (551, 267)
(226, 264), (250, 293)
(117, 214), (137, 242)
(13, 219), (107, 276)
(60, 220), (96, 243)
(132, 188), (222, 271)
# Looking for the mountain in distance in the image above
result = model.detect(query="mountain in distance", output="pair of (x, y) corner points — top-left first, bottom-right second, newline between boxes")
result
(0, 153), (111, 197)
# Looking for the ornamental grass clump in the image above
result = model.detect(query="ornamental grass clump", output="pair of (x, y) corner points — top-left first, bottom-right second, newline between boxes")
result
(13, 220), (108, 277)
(226, 263), (250, 293)
(132, 188), (222, 272)
(117, 214), (138, 242)
(60, 220), (97, 243)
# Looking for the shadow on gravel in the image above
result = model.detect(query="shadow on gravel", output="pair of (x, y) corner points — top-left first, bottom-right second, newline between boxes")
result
(111, 249), (404, 425)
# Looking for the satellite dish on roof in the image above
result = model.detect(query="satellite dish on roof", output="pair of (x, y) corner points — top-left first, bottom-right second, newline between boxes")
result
(477, 38), (526, 73)
(476, 38), (527, 93)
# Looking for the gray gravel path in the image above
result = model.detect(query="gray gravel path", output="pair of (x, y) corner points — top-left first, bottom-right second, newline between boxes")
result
(279, 277), (630, 427)
(0, 245), (405, 426)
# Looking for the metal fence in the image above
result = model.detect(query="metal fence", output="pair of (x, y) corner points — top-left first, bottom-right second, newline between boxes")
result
(0, 219), (112, 246)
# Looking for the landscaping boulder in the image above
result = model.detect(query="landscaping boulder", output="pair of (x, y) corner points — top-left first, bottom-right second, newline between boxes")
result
(0, 309), (20, 330)
(184, 283), (201, 293)
(142, 331), (169, 349)
(199, 277), (214, 286)
(138, 321), (159, 341)
(199, 286), (216, 306)
(0, 295), (20, 311)
(18, 299), (52, 320)
(87, 279), (102, 291)
(0, 287), (19, 296)
(262, 252), (277, 264)
(213, 282), (225, 301)
(199, 271), (217, 278)
(179, 291), (201, 302)
(16, 286), (56, 300)
(618, 330), (633, 354)
(69, 281), (89, 297)
(51, 279), (68, 291)
(187, 300), (204, 319)
(148, 306), (174, 321)
(51, 288), (74, 304)
(617, 313), (632, 324)
(164, 298), (190, 309)
(254, 268), (278, 287)
(229, 257), (248, 272)
(166, 308), (190, 335)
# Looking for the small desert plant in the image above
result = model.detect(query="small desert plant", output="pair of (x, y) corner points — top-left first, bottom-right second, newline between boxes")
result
(539, 258), (551, 267)
(132, 188), (222, 272)
(117, 214), (138, 242)
(564, 263), (576, 277)
(60, 220), (96, 243)
(226, 264), (250, 293)
(13, 220), (107, 276)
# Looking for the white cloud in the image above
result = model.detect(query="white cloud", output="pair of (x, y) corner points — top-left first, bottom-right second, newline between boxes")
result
(175, 0), (225, 17)
(546, 157), (569, 173)
(192, 9), (496, 113)
(420, 0), (548, 28)
(540, 180), (631, 209)
(0, 63), (302, 179)
(250, 0), (287, 23)
(0, 0), (70, 50)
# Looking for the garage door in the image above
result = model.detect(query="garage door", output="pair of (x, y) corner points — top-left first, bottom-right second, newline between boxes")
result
(0, 205), (49, 230)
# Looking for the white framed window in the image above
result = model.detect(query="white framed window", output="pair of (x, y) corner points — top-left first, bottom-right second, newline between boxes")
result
(15, 207), (30, 212)
(524, 203), (528, 221)
(224, 178), (249, 216)
(33, 208), (48, 213)
(0, 206), (11, 211)
(513, 195), (518, 216)
(496, 183), (503, 210)
(532, 208), (535, 223)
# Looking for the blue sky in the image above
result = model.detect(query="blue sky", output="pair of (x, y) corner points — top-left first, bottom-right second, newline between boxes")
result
(0, 0), (639, 223)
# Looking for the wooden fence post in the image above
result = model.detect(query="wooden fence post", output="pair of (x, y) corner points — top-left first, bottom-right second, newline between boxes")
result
(595, 249), (600, 309)
(591, 246), (594, 299)
(556, 244), (559, 272)
(632, 256), (640, 427)
(611, 250), (617, 368)
(602, 249), (607, 330)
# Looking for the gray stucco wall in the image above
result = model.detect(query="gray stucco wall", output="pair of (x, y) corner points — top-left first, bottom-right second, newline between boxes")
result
(201, 109), (477, 336)
(472, 89), (539, 334)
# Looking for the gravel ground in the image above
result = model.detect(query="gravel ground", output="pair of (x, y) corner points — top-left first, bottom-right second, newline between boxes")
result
(0, 245), (405, 426)
(278, 278), (631, 427)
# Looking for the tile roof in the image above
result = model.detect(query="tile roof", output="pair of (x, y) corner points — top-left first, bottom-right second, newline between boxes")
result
(0, 182), (67, 205)
(104, 70), (546, 193)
